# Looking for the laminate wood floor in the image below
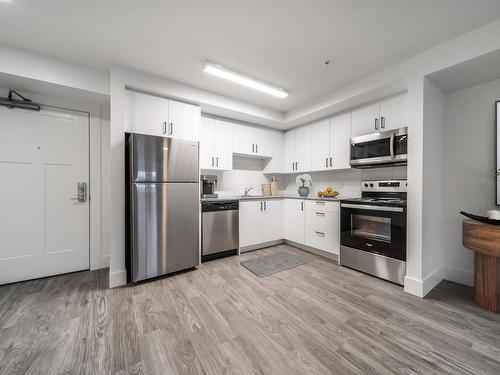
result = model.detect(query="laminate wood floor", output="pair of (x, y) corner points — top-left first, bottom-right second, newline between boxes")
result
(1, 244), (499, 375)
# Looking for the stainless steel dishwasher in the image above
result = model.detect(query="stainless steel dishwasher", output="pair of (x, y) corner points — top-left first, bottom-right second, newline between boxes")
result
(201, 200), (239, 261)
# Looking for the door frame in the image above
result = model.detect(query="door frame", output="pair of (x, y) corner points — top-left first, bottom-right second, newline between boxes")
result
(3, 90), (110, 272)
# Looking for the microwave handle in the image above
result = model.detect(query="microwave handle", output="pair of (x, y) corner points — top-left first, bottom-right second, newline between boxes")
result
(390, 132), (395, 159)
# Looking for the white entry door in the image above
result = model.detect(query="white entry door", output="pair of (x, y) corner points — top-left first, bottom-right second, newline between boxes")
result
(0, 106), (89, 285)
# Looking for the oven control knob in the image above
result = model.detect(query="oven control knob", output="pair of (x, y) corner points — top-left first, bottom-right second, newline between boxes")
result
(369, 183), (374, 188)
(364, 183), (369, 188)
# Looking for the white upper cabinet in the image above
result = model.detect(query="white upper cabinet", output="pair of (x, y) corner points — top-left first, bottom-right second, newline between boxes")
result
(310, 113), (351, 172)
(378, 93), (407, 131)
(284, 126), (312, 173)
(263, 130), (284, 174)
(330, 112), (352, 170)
(351, 101), (380, 137)
(311, 119), (331, 171)
(200, 117), (233, 170)
(295, 126), (311, 172)
(200, 117), (215, 169)
(232, 123), (271, 157)
(283, 130), (296, 173)
(127, 90), (169, 137)
(167, 100), (201, 141)
(351, 93), (407, 137)
(127, 90), (200, 141)
(214, 120), (233, 170)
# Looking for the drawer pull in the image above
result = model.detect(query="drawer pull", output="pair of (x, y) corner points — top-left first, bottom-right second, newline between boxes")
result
(315, 231), (325, 236)
(315, 211), (325, 216)
(315, 201), (325, 205)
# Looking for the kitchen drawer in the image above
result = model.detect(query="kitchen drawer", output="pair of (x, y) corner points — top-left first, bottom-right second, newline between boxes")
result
(305, 228), (339, 255)
(305, 210), (339, 233)
(304, 200), (339, 213)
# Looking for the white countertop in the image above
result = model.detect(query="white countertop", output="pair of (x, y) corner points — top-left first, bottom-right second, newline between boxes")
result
(200, 194), (351, 202)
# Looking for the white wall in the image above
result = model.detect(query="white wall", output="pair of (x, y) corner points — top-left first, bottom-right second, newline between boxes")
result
(439, 78), (500, 286)
(421, 78), (446, 294)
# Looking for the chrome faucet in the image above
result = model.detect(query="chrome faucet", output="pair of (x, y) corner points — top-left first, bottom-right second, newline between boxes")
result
(243, 187), (254, 197)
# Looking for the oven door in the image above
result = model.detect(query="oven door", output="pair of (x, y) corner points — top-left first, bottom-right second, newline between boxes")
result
(350, 128), (407, 168)
(340, 203), (406, 260)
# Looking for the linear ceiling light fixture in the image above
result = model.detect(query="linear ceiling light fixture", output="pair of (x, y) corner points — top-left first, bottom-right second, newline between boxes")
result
(203, 62), (288, 98)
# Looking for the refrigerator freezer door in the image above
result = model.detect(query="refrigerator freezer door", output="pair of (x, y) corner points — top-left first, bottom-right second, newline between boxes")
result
(131, 133), (199, 182)
(131, 182), (199, 282)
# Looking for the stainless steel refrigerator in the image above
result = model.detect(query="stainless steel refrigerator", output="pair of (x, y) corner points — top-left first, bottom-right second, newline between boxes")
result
(125, 133), (200, 283)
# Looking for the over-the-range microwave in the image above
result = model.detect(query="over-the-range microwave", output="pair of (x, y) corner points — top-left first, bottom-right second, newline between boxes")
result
(349, 127), (408, 168)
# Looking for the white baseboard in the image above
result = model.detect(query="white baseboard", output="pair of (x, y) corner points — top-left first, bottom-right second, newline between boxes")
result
(442, 265), (474, 287)
(109, 269), (127, 288)
(404, 275), (424, 298)
(422, 266), (444, 296)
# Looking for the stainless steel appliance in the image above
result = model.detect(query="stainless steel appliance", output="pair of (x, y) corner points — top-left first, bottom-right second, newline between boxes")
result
(202, 200), (239, 261)
(340, 180), (407, 285)
(350, 127), (408, 168)
(201, 175), (218, 198)
(125, 133), (200, 283)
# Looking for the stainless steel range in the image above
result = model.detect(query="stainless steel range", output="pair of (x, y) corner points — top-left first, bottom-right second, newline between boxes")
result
(340, 180), (407, 285)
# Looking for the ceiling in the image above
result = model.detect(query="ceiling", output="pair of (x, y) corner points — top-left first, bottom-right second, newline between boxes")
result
(1, 1), (500, 113)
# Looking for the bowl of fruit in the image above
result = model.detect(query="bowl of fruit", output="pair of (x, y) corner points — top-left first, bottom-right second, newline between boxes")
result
(317, 187), (339, 198)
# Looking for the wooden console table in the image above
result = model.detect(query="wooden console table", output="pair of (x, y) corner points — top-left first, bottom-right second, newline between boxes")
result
(463, 219), (500, 313)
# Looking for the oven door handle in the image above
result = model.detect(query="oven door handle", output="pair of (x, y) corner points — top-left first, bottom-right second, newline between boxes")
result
(390, 132), (395, 160)
(341, 203), (404, 212)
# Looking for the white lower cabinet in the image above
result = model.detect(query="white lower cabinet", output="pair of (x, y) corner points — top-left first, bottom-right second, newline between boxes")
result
(240, 198), (340, 257)
(283, 199), (305, 244)
(304, 200), (340, 255)
(239, 200), (283, 248)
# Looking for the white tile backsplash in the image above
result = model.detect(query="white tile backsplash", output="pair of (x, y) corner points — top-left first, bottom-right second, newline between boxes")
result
(203, 156), (407, 198)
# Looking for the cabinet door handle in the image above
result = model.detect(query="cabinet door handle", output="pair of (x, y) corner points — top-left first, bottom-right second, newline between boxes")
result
(381, 116), (385, 129)
(252, 144), (255, 153)
(374, 118), (379, 131)
(162, 122), (167, 134)
(260, 201), (263, 210)
(315, 211), (325, 216)
(295, 162), (298, 170)
(301, 201), (304, 211)
(216, 157), (219, 167)
(292, 162), (295, 171)
(315, 231), (325, 236)
(329, 157), (332, 168)
(264, 201), (267, 210)
(325, 158), (328, 168)
(211, 157), (214, 166)
(255, 144), (258, 153)
(315, 201), (325, 205)
(168, 122), (173, 135)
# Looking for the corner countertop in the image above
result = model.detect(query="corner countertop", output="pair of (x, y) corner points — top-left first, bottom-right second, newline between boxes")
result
(200, 194), (352, 202)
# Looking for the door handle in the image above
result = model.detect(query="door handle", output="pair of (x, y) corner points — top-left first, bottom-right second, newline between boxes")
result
(260, 201), (263, 210)
(390, 133), (395, 159)
(71, 182), (87, 203)
(168, 122), (173, 135)
(315, 212), (325, 216)
(216, 157), (219, 167)
(301, 201), (304, 211)
(341, 203), (404, 212)
(162, 122), (167, 134)
(252, 144), (255, 153)
(211, 157), (214, 167)
(329, 157), (332, 168)
(325, 158), (328, 168)
(375, 118), (379, 131)
(264, 201), (267, 210)
(381, 116), (385, 129)
(315, 231), (325, 236)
